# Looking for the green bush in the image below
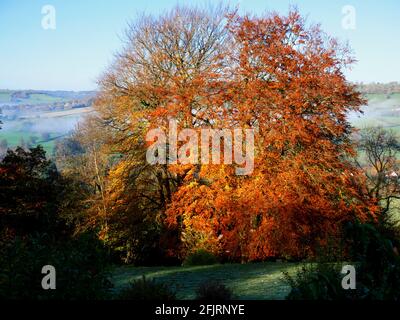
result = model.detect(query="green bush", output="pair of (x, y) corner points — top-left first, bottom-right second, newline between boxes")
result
(0, 232), (113, 300)
(284, 222), (400, 300)
(284, 263), (350, 300)
(117, 275), (176, 300)
(183, 249), (218, 266)
(195, 280), (233, 300)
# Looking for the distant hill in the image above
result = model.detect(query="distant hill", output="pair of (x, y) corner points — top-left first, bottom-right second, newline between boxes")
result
(0, 89), (96, 106)
(356, 82), (400, 95)
(0, 90), (97, 120)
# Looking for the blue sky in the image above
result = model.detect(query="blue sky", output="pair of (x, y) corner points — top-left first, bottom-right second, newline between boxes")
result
(0, 0), (399, 90)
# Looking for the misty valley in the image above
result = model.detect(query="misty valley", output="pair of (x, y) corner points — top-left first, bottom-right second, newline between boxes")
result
(0, 90), (95, 155)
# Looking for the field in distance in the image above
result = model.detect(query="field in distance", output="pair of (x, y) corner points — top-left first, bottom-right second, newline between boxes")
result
(0, 90), (95, 155)
(1, 90), (400, 157)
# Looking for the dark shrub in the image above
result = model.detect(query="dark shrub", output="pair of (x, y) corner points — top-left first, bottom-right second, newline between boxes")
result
(183, 249), (218, 266)
(285, 222), (400, 300)
(195, 280), (233, 300)
(117, 275), (176, 300)
(0, 146), (113, 300)
(0, 232), (113, 300)
(284, 263), (348, 300)
(0, 146), (66, 237)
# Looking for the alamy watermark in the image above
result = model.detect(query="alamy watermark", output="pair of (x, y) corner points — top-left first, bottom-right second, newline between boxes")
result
(341, 264), (356, 289)
(342, 5), (356, 30)
(145, 119), (255, 175)
(41, 5), (56, 30)
(41, 265), (56, 290)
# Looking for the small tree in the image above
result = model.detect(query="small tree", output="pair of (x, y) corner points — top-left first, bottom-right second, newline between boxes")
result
(357, 127), (400, 221)
(0, 146), (62, 236)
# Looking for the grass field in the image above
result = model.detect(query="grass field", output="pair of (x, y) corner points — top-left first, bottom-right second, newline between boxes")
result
(0, 111), (89, 156)
(25, 93), (64, 104)
(111, 262), (301, 300)
(0, 130), (61, 155)
(349, 93), (400, 132)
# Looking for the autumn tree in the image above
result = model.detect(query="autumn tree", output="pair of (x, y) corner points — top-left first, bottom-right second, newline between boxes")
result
(164, 9), (377, 260)
(83, 5), (377, 263)
(68, 4), (232, 263)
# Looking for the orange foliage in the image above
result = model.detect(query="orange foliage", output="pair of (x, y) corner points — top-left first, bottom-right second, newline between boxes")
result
(95, 7), (377, 261)
(163, 10), (376, 260)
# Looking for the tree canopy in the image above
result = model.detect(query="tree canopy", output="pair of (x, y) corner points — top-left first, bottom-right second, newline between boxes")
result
(64, 5), (378, 262)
